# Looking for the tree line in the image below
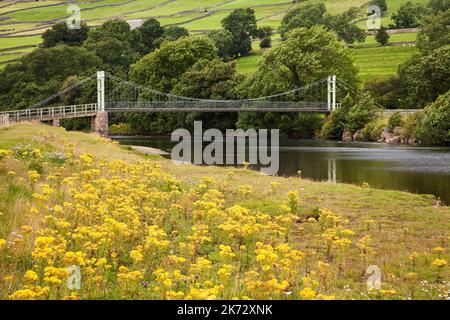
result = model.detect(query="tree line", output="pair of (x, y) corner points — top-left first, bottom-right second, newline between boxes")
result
(0, 1), (449, 144)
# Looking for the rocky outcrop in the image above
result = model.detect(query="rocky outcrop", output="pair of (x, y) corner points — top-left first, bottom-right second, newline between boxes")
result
(342, 130), (353, 142)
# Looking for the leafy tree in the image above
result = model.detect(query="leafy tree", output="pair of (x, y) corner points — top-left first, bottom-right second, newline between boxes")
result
(427, 0), (450, 13)
(416, 10), (450, 52)
(83, 19), (138, 71)
(416, 90), (450, 145)
(279, 3), (327, 38)
(375, 26), (390, 46)
(259, 37), (272, 48)
(256, 26), (273, 39)
(325, 8), (366, 44)
(364, 76), (408, 109)
(398, 45), (450, 107)
(137, 18), (164, 54)
(370, 0), (388, 12)
(162, 26), (189, 41)
(221, 8), (258, 57)
(42, 22), (89, 48)
(240, 26), (358, 97)
(345, 93), (380, 134)
(387, 111), (404, 132)
(130, 36), (218, 93)
(0, 45), (99, 110)
(321, 94), (353, 139)
(171, 59), (244, 130)
(390, 1), (425, 28)
(208, 29), (234, 59)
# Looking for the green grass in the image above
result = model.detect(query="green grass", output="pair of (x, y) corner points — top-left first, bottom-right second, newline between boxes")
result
(351, 45), (418, 81)
(0, 35), (41, 50)
(364, 32), (418, 45)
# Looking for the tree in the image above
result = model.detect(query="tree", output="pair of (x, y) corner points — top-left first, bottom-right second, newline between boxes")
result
(0, 45), (100, 110)
(171, 59), (244, 130)
(325, 8), (366, 44)
(42, 22), (89, 48)
(130, 36), (218, 93)
(416, 10), (450, 53)
(221, 8), (258, 57)
(416, 90), (450, 145)
(137, 18), (164, 54)
(208, 29), (234, 59)
(83, 19), (138, 71)
(398, 45), (450, 107)
(162, 26), (189, 41)
(279, 3), (327, 38)
(370, 0), (388, 12)
(240, 26), (358, 97)
(364, 76), (408, 109)
(391, 1), (425, 29)
(375, 26), (390, 46)
(260, 37), (272, 48)
(345, 93), (380, 134)
(428, 0), (450, 13)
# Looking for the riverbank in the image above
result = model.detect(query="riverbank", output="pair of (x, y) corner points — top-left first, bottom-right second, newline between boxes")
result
(0, 123), (449, 300)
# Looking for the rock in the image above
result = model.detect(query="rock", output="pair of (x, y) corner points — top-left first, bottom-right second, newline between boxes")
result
(353, 130), (362, 141)
(342, 130), (353, 142)
(379, 129), (401, 144)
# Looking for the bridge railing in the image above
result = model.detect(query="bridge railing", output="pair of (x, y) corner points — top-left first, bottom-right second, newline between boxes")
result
(0, 104), (98, 123)
(105, 101), (330, 112)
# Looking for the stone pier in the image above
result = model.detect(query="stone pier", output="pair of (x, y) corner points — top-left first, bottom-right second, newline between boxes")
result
(91, 111), (108, 137)
(52, 119), (60, 127)
(0, 113), (9, 127)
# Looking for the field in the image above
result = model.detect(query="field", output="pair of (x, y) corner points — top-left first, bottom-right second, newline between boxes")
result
(0, 123), (449, 300)
(0, 0), (425, 79)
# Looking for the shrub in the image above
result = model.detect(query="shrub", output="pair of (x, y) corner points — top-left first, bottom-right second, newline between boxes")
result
(345, 93), (380, 134)
(375, 26), (390, 46)
(387, 111), (404, 133)
(403, 112), (423, 140)
(109, 123), (135, 136)
(360, 117), (388, 141)
(416, 90), (450, 145)
(259, 37), (272, 48)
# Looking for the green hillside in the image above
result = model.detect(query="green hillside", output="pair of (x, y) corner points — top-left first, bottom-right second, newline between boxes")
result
(0, 0), (424, 81)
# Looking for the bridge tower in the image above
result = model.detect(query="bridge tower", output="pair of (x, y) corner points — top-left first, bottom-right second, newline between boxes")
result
(92, 71), (108, 136)
(327, 75), (337, 111)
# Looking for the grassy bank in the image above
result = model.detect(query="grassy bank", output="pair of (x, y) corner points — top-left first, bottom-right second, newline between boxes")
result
(0, 123), (448, 300)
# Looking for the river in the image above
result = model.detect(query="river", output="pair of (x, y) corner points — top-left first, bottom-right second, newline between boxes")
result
(113, 137), (450, 204)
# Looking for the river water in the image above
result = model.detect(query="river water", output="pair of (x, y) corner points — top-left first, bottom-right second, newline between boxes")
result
(113, 137), (450, 204)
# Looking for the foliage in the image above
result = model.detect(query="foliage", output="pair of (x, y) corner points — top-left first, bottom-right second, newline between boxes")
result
(325, 8), (366, 44)
(42, 22), (89, 48)
(83, 19), (139, 71)
(279, 4), (365, 44)
(321, 94), (353, 139)
(259, 37), (272, 48)
(387, 111), (404, 132)
(0, 45), (99, 110)
(129, 36), (218, 93)
(240, 26), (358, 97)
(427, 0), (450, 13)
(279, 3), (327, 39)
(390, 1), (425, 29)
(359, 117), (388, 141)
(345, 93), (381, 134)
(221, 8), (258, 57)
(208, 30), (235, 60)
(398, 45), (450, 107)
(137, 18), (165, 54)
(364, 76), (408, 109)
(416, 9), (450, 53)
(416, 90), (450, 145)
(375, 26), (390, 46)
(370, 0), (388, 12)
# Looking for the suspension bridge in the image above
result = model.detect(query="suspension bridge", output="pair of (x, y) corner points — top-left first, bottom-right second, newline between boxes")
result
(0, 71), (350, 136)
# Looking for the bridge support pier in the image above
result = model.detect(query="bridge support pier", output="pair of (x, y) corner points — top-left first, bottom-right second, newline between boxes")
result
(92, 111), (108, 137)
(0, 113), (9, 127)
(52, 119), (60, 127)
